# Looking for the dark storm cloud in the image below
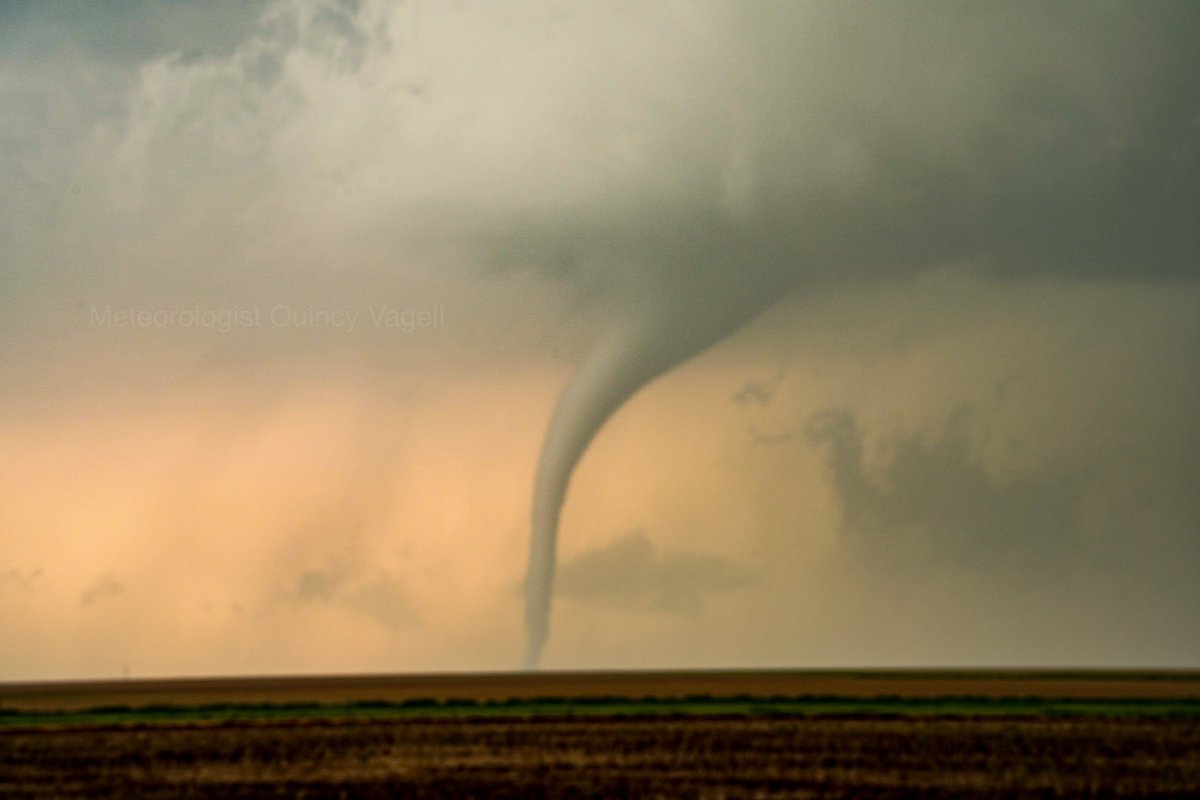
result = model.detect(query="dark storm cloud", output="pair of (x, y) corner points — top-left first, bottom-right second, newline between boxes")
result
(805, 407), (1090, 578)
(0, 1), (270, 64)
(3, 2), (1195, 360)
(9, 2), (1197, 293)
(480, 3), (1200, 295)
(556, 530), (752, 615)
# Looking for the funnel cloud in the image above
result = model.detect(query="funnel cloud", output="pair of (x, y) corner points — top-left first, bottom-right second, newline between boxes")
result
(525, 274), (777, 666)
(519, 3), (1200, 666)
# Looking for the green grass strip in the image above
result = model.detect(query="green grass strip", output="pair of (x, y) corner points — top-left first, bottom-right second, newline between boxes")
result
(3, 694), (1199, 728)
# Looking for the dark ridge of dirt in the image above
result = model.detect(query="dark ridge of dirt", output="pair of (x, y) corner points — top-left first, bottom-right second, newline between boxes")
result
(3, 713), (1198, 799)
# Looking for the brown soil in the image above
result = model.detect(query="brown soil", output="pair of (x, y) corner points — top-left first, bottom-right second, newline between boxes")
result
(3, 713), (1198, 799)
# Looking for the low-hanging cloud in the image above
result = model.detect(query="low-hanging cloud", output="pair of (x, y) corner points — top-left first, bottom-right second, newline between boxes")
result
(80, 572), (124, 607)
(0, 568), (44, 592)
(556, 530), (752, 616)
(292, 566), (413, 633)
(806, 407), (1088, 579)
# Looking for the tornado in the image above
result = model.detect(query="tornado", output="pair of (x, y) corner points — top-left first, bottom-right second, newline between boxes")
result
(524, 271), (780, 669)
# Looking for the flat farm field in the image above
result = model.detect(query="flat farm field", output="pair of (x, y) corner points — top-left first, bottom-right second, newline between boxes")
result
(2, 670), (1198, 798)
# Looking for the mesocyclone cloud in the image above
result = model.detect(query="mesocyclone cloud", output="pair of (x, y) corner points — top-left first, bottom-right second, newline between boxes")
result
(0, 1), (1197, 676)
(502, 2), (1200, 666)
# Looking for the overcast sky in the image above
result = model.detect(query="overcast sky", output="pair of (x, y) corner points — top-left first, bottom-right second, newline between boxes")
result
(1, 0), (1197, 680)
